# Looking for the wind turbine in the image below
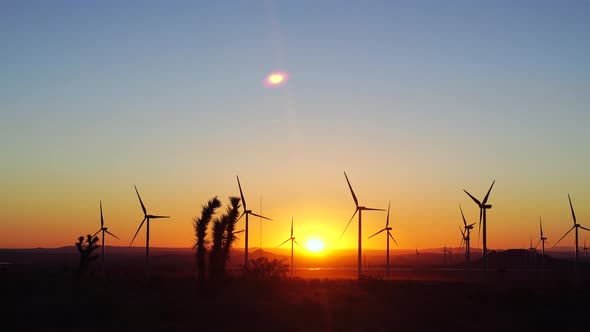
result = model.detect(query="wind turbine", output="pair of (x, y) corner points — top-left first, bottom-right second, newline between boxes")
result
(415, 249), (420, 267)
(553, 194), (590, 267)
(528, 235), (536, 265)
(276, 217), (301, 277)
(92, 200), (119, 275)
(536, 217), (548, 265)
(459, 204), (475, 265)
(463, 180), (495, 271)
(442, 241), (450, 265)
(339, 172), (385, 279)
(129, 185), (170, 269)
(368, 201), (398, 278)
(236, 175), (272, 267)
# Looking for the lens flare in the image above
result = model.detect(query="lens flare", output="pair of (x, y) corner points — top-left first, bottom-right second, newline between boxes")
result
(263, 71), (289, 88)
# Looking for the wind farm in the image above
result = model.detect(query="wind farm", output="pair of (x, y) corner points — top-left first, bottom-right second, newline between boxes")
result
(2, 1), (590, 331)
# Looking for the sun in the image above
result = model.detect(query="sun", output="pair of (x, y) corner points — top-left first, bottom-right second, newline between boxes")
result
(306, 239), (324, 253)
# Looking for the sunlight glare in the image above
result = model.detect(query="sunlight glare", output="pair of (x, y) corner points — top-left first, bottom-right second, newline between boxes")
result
(306, 238), (324, 252)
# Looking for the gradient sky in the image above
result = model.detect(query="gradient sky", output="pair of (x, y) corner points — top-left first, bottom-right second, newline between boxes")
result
(1, 1), (589, 252)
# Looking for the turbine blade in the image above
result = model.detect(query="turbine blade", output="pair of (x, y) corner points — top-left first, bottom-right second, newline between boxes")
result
(459, 204), (467, 227)
(388, 232), (398, 246)
(150, 215), (170, 219)
(290, 217), (294, 237)
(344, 172), (359, 207)
(92, 229), (101, 238)
(293, 239), (302, 248)
(339, 210), (358, 241)
(129, 217), (147, 246)
(364, 207), (386, 211)
(237, 175), (246, 210)
(539, 217), (543, 237)
(463, 190), (482, 207)
(482, 180), (495, 204)
(236, 211), (245, 223)
(368, 228), (386, 239)
(233, 229), (244, 234)
(477, 209), (482, 247)
(276, 238), (291, 248)
(535, 239), (541, 250)
(386, 201), (390, 227)
(105, 230), (120, 240)
(553, 226), (575, 247)
(579, 226), (590, 232)
(249, 212), (272, 221)
(134, 185), (147, 216)
(568, 194), (577, 224)
(100, 200), (104, 228)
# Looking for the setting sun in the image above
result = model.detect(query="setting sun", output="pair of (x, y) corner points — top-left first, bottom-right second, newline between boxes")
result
(306, 238), (324, 252)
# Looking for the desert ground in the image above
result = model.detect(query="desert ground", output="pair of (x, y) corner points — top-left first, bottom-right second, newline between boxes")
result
(2, 248), (590, 331)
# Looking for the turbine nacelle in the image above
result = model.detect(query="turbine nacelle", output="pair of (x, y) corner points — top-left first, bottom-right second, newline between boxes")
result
(483, 204), (492, 209)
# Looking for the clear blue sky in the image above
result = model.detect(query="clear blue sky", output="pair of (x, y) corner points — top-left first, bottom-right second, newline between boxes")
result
(1, 1), (589, 249)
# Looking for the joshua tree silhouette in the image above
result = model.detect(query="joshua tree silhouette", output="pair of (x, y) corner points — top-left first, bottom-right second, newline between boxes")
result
(209, 196), (241, 280)
(75, 234), (100, 275)
(194, 197), (221, 283)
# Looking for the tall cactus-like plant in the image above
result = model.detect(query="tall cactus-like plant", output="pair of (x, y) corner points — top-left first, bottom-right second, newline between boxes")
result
(193, 196), (221, 283)
(222, 196), (241, 272)
(76, 234), (100, 275)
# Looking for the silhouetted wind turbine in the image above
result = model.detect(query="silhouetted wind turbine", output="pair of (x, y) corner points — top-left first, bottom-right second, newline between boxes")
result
(368, 201), (397, 278)
(129, 185), (170, 269)
(276, 217), (301, 277)
(415, 248), (420, 267)
(92, 200), (119, 275)
(236, 175), (272, 267)
(536, 217), (548, 265)
(442, 241), (450, 265)
(339, 172), (385, 279)
(553, 194), (589, 267)
(459, 204), (475, 265)
(463, 180), (495, 271)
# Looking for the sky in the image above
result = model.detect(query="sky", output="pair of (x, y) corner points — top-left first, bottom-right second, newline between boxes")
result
(1, 1), (589, 252)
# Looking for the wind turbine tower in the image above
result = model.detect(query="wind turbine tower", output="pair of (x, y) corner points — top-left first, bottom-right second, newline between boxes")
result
(339, 172), (385, 279)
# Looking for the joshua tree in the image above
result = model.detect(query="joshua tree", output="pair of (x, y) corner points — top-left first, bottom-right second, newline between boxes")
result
(209, 196), (241, 279)
(222, 197), (241, 269)
(76, 234), (100, 275)
(193, 196), (221, 282)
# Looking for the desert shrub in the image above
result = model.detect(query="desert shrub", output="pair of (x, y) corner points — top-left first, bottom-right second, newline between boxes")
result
(242, 257), (289, 280)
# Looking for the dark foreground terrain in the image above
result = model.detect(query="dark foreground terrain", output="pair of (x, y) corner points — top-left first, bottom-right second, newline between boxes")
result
(2, 263), (590, 332)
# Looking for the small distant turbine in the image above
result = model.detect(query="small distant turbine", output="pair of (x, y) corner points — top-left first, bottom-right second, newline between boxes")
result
(236, 175), (272, 267)
(459, 204), (475, 265)
(416, 248), (420, 267)
(463, 180), (495, 271)
(442, 241), (450, 265)
(92, 200), (119, 275)
(368, 201), (398, 278)
(536, 217), (548, 262)
(339, 172), (385, 279)
(276, 217), (301, 277)
(129, 185), (170, 270)
(553, 194), (590, 267)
